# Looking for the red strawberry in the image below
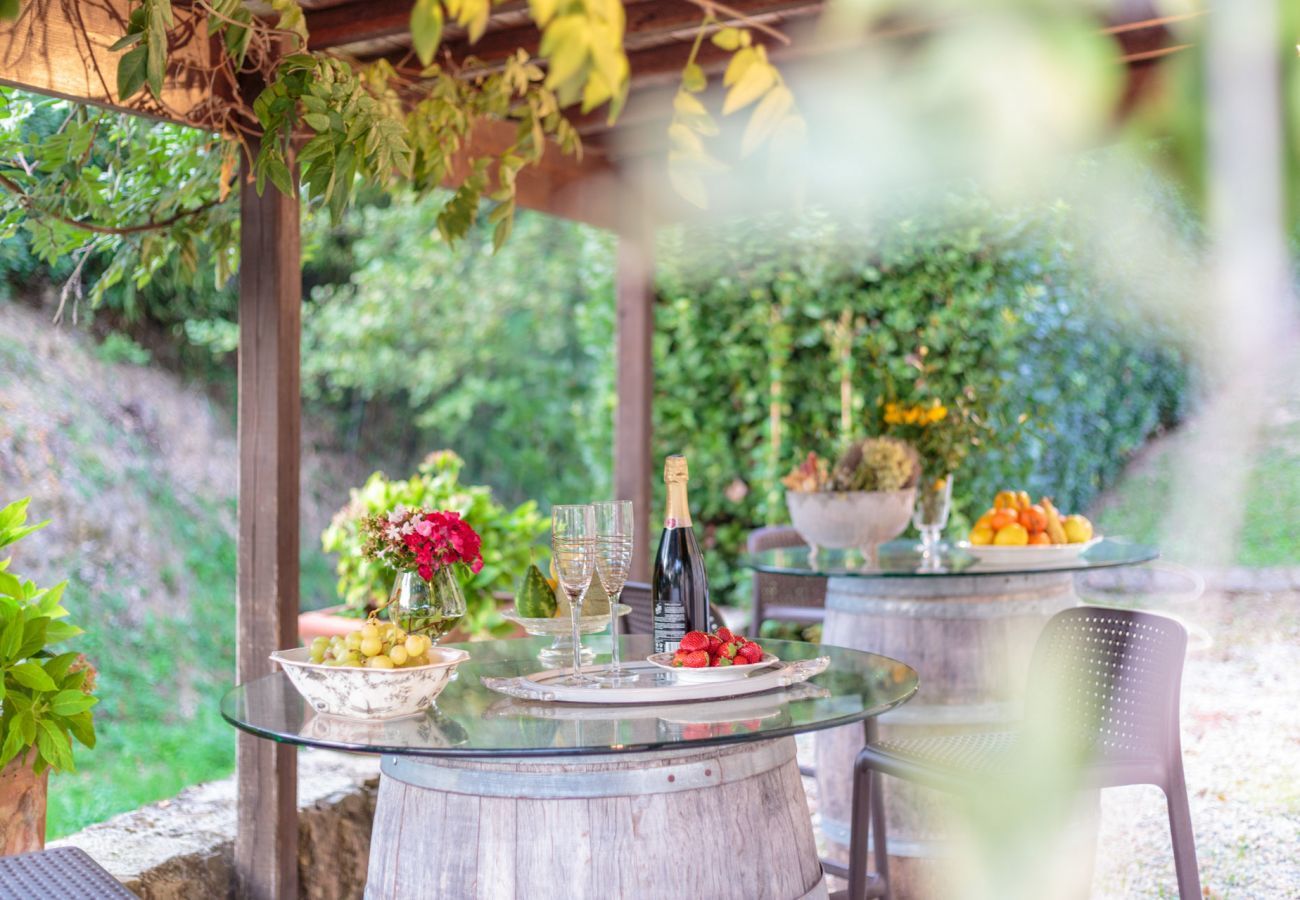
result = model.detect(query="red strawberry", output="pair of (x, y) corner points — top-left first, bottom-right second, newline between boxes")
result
(672, 649), (689, 667)
(706, 635), (722, 654)
(679, 631), (709, 652)
(738, 643), (763, 664)
(711, 655), (734, 667)
(683, 650), (710, 668)
(718, 642), (739, 660)
(715, 627), (735, 644)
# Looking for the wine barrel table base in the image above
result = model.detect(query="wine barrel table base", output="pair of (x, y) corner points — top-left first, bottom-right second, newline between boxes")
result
(366, 737), (827, 900)
(815, 572), (1078, 898)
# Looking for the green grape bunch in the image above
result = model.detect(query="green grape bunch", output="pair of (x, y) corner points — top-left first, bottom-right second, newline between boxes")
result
(308, 620), (434, 669)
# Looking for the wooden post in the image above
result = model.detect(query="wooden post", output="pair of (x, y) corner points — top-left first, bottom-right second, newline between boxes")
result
(235, 148), (301, 900)
(614, 230), (655, 582)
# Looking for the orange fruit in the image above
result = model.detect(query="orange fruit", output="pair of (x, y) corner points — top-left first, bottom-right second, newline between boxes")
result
(1015, 491), (1032, 511)
(1018, 505), (1048, 534)
(1028, 531), (1051, 545)
(994, 491), (1016, 510)
(989, 510), (1018, 531)
(993, 523), (1029, 546)
(975, 508), (996, 528)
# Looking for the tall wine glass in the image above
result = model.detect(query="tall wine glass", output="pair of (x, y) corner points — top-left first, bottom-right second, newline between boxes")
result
(593, 500), (635, 685)
(552, 504), (597, 686)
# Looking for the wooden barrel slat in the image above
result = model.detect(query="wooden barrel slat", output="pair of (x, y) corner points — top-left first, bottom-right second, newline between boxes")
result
(816, 572), (1078, 897)
(366, 737), (827, 900)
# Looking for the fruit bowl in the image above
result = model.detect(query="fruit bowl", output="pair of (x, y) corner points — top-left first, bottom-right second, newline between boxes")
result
(645, 652), (781, 684)
(271, 645), (469, 720)
(956, 536), (1103, 568)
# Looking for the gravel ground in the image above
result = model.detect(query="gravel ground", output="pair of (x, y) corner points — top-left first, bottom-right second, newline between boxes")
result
(797, 590), (1300, 899)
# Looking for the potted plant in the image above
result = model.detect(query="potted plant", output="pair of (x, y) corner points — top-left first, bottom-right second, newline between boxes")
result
(308, 450), (547, 642)
(0, 499), (98, 854)
(781, 437), (920, 566)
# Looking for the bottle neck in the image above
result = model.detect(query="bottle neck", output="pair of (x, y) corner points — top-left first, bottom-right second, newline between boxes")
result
(664, 481), (692, 529)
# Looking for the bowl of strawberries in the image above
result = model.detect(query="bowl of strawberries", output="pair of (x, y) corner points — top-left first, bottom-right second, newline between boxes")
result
(646, 627), (779, 684)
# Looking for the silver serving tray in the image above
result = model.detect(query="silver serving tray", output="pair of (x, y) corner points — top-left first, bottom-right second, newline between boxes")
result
(481, 656), (830, 705)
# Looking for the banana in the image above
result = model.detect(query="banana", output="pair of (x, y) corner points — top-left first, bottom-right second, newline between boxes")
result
(1041, 497), (1068, 545)
(1015, 490), (1031, 512)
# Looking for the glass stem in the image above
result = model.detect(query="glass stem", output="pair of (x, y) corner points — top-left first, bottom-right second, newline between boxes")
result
(568, 593), (583, 681)
(607, 588), (623, 672)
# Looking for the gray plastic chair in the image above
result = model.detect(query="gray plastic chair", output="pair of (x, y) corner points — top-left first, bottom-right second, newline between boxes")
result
(748, 525), (827, 631)
(0, 846), (138, 899)
(837, 606), (1200, 900)
(619, 581), (727, 635)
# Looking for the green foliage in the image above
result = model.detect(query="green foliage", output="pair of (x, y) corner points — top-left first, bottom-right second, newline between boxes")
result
(654, 193), (1195, 605)
(0, 499), (98, 775)
(321, 451), (549, 635)
(0, 88), (238, 317)
(299, 193), (615, 505)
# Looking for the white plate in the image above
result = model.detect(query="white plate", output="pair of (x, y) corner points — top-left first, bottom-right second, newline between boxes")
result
(956, 536), (1103, 568)
(644, 651), (781, 683)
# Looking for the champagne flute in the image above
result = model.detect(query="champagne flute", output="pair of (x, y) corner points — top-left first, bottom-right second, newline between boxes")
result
(593, 500), (635, 685)
(552, 504), (597, 686)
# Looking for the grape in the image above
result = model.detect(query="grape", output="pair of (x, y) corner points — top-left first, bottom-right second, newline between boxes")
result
(344, 631), (363, 651)
(367, 655), (395, 669)
(404, 635), (427, 658)
(360, 623), (379, 641)
(388, 644), (409, 666)
(359, 636), (383, 658)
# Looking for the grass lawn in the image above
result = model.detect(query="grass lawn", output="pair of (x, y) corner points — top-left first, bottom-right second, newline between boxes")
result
(1091, 382), (1300, 568)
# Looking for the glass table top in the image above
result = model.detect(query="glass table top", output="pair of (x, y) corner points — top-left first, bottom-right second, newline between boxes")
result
(221, 636), (917, 758)
(742, 537), (1157, 578)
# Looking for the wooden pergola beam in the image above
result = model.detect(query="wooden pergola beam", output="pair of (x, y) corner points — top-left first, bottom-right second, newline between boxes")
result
(0, 0), (211, 126)
(614, 225), (655, 582)
(234, 144), (301, 900)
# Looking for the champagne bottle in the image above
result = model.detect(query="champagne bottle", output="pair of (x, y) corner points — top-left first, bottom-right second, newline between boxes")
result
(652, 455), (711, 653)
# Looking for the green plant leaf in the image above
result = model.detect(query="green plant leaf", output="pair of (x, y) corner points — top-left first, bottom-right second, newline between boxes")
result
(16, 617), (46, 659)
(0, 725), (24, 769)
(36, 718), (73, 772)
(9, 661), (56, 692)
(50, 689), (96, 717)
(43, 651), (80, 683)
(0, 0), (20, 22)
(66, 711), (96, 749)
(0, 616), (22, 661)
(410, 0), (444, 67)
(42, 620), (82, 643)
(117, 44), (148, 100)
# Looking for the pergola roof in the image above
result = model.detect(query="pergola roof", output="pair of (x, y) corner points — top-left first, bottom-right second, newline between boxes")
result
(0, 1), (1193, 229)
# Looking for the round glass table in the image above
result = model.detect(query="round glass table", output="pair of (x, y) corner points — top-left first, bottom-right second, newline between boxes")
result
(741, 537), (1157, 891)
(223, 635), (918, 900)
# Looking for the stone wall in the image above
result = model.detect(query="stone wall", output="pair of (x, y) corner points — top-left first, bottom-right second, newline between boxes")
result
(49, 749), (380, 899)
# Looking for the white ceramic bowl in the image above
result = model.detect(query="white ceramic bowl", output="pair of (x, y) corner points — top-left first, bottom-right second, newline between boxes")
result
(785, 489), (917, 553)
(645, 652), (780, 684)
(270, 646), (469, 720)
(956, 536), (1103, 568)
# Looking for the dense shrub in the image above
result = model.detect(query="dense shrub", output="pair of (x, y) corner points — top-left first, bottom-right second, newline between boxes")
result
(654, 192), (1196, 606)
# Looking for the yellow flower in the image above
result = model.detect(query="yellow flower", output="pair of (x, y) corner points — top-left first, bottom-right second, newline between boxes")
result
(904, 406), (922, 425)
(927, 404), (948, 423)
(883, 403), (902, 425)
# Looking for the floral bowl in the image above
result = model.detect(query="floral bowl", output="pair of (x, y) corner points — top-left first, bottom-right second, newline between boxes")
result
(270, 646), (469, 720)
(786, 488), (917, 561)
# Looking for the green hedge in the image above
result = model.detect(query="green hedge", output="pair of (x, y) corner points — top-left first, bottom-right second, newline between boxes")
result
(653, 194), (1195, 607)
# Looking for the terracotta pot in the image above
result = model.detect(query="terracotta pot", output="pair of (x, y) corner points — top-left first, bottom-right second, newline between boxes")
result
(298, 605), (367, 642)
(0, 751), (49, 854)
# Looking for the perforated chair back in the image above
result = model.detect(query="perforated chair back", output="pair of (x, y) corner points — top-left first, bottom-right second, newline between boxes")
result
(621, 581), (653, 634)
(618, 581), (727, 636)
(748, 525), (827, 629)
(0, 847), (139, 899)
(1023, 606), (1189, 769)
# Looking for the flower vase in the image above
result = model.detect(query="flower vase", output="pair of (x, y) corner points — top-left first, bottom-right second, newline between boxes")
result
(388, 566), (466, 644)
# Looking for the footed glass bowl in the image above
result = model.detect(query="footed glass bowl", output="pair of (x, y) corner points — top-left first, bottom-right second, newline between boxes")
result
(501, 604), (631, 667)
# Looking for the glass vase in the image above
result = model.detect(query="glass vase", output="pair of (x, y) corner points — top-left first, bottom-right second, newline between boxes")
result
(913, 474), (954, 567)
(388, 566), (466, 644)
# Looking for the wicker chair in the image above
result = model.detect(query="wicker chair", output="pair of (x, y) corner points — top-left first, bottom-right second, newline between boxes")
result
(619, 581), (726, 635)
(836, 606), (1201, 900)
(748, 525), (826, 632)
